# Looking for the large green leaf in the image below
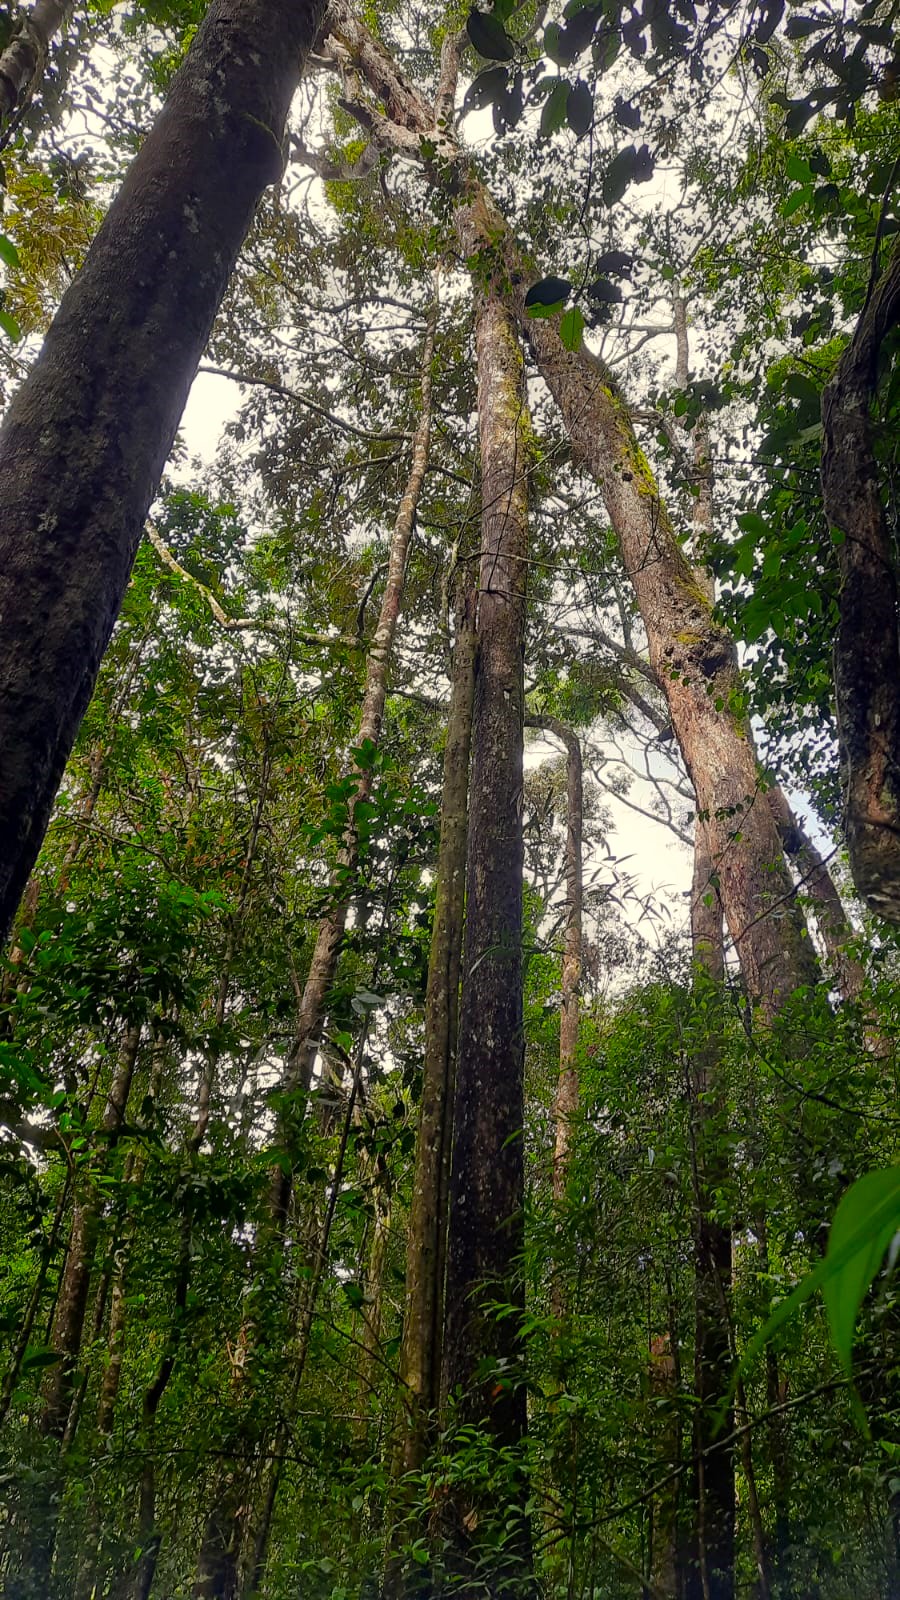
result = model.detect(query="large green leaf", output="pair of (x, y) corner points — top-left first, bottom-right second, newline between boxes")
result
(466, 10), (515, 61)
(823, 1167), (900, 1373)
(539, 78), (569, 138)
(734, 1168), (900, 1408)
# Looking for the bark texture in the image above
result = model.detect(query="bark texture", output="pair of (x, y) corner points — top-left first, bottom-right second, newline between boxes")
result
(821, 236), (900, 922)
(441, 294), (532, 1591)
(0, 0), (326, 941)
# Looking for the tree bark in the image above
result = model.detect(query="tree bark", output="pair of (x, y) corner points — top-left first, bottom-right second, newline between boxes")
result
(441, 292), (532, 1594)
(0, 0), (326, 942)
(268, 294), (437, 1225)
(648, 1333), (679, 1600)
(821, 237), (900, 923)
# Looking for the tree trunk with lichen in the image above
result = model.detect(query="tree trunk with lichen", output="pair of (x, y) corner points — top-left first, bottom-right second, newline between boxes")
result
(441, 293), (533, 1595)
(0, 0), (326, 944)
(520, 312), (817, 1014)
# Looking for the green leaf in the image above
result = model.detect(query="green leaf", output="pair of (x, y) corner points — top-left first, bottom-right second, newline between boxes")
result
(602, 144), (653, 207)
(22, 1345), (64, 1373)
(559, 305), (585, 350)
(593, 27), (620, 71)
(0, 233), (19, 269)
(736, 512), (768, 538)
(782, 187), (810, 218)
(785, 152), (813, 183)
(732, 1168), (900, 1411)
(823, 1168), (900, 1374)
(0, 307), (22, 342)
(466, 9), (515, 60)
(566, 80), (593, 137)
(539, 78), (569, 138)
(543, 20), (565, 63)
(464, 65), (510, 110)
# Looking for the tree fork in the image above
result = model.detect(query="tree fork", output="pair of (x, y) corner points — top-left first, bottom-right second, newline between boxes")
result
(321, 13), (817, 1015)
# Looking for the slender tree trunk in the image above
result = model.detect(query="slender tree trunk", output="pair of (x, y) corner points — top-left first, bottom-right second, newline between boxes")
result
(324, 13), (817, 1013)
(735, 1375), (772, 1600)
(756, 1213), (792, 1595)
(394, 571), (476, 1449)
(0, 0), (72, 133)
(268, 296), (438, 1225)
(8, 1022), (143, 1594)
(384, 567), (476, 1593)
(0, 1171), (70, 1428)
(525, 716), (583, 1209)
(0, 0), (326, 941)
(73, 1025), (170, 1600)
(648, 1334), (679, 1600)
(441, 292), (532, 1593)
(688, 822), (734, 1600)
(765, 785), (864, 999)
(234, 1034), (371, 1598)
(39, 1022), (142, 1438)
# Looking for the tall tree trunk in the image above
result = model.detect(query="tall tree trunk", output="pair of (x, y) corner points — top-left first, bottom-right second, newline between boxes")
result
(0, 0), (326, 941)
(324, 13), (817, 1015)
(384, 566), (476, 1593)
(441, 292), (532, 1593)
(821, 237), (900, 922)
(268, 295), (438, 1225)
(0, 0), (72, 134)
(231, 1034), (371, 1598)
